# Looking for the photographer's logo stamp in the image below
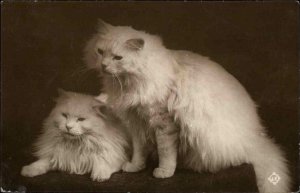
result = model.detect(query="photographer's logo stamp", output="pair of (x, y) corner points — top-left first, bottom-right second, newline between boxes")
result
(268, 172), (281, 185)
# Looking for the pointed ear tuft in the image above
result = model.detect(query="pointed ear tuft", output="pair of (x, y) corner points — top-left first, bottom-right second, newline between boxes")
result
(53, 88), (68, 103)
(97, 18), (113, 34)
(57, 88), (74, 98)
(57, 88), (67, 96)
(125, 38), (144, 51)
(94, 93), (108, 104)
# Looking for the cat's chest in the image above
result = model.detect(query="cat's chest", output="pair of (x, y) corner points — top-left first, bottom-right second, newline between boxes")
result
(50, 140), (98, 174)
(124, 103), (174, 129)
(136, 104), (159, 118)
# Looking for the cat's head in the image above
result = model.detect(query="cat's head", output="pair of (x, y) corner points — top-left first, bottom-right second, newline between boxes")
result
(47, 89), (112, 138)
(83, 19), (165, 79)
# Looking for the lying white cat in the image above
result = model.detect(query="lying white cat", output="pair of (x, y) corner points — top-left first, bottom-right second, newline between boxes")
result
(21, 89), (129, 182)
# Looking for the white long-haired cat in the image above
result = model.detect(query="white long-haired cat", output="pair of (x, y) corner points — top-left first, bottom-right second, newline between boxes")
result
(84, 20), (291, 193)
(21, 89), (129, 182)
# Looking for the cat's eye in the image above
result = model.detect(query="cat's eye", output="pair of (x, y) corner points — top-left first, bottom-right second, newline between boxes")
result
(62, 113), (68, 118)
(97, 48), (103, 55)
(77, 117), (86, 122)
(113, 55), (123, 60)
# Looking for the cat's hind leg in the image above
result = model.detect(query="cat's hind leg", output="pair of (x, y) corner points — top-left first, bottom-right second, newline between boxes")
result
(21, 158), (51, 177)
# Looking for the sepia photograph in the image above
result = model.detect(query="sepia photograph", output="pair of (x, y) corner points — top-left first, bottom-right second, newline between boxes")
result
(1, 1), (299, 192)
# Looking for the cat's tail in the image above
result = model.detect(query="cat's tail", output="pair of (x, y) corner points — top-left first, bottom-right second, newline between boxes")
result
(249, 137), (291, 193)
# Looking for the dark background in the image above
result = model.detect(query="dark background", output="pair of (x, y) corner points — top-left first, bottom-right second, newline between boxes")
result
(1, 1), (299, 192)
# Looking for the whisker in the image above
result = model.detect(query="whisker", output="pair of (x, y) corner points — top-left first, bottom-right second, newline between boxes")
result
(74, 68), (92, 77)
(65, 65), (92, 78)
(114, 74), (123, 96)
(112, 75), (116, 92)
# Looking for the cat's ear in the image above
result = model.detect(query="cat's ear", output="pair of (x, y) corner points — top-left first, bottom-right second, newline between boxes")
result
(93, 95), (109, 117)
(97, 19), (113, 34)
(125, 38), (144, 51)
(57, 88), (73, 97)
(53, 88), (72, 102)
(93, 104), (110, 119)
(94, 93), (108, 104)
(57, 88), (67, 96)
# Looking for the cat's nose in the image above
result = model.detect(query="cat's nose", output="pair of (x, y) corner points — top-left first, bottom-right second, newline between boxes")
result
(66, 125), (72, 131)
(102, 64), (110, 73)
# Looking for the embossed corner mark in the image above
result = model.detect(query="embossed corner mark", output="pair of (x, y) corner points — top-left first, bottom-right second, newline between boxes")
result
(268, 172), (281, 185)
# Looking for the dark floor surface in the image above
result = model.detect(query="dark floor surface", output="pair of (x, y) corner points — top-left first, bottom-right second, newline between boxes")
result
(1, 2), (299, 192)
(2, 106), (298, 192)
(4, 156), (259, 192)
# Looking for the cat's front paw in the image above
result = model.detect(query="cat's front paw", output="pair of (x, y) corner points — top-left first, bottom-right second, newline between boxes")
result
(122, 161), (145, 172)
(153, 167), (175, 178)
(21, 165), (46, 177)
(91, 172), (111, 182)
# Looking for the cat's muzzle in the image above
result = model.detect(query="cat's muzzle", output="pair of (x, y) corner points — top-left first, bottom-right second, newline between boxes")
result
(102, 66), (111, 74)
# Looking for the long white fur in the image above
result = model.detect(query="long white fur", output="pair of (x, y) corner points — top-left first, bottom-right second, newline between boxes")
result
(85, 20), (291, 193)
(21, 90), (129, 182)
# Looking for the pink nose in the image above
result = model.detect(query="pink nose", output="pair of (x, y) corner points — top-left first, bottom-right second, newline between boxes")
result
(102, 66), (110, 74)
(66, 125), (72, 131)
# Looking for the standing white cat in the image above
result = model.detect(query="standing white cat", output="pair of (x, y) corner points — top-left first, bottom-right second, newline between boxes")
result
(21, 89), (129, 182)
(84, 19), (291, 193)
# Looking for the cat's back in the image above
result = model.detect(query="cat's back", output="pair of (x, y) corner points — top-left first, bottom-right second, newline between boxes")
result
(170, 49), (259, 130)
(171, 49), (251, 100)
(171, 50), (230, 79)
